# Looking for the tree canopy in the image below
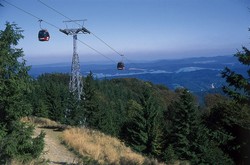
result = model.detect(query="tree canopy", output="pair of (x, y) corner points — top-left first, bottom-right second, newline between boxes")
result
(0, 23), (45, 164)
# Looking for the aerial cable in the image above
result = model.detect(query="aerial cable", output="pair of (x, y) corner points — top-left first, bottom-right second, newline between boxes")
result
(3, 0), (127, 67)
(37, 0), (125, 58)
(37, 0), (83, 28)
(37, 0), (121, 62)
(37, 0), (75, 24)
(2, 0), (60, 30)
(3, 0), (112, 61)
(90, 32), (124, 57)
(77, 38), (116, 63)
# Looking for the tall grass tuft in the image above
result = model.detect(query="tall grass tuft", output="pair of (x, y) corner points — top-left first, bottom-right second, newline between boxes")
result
(61, 127), (147, 165)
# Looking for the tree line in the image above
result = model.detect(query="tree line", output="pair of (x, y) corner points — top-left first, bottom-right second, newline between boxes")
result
(1, 23), (250, 164)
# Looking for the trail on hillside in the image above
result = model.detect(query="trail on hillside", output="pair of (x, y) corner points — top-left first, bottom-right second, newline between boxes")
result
(34, 127), (80, 165)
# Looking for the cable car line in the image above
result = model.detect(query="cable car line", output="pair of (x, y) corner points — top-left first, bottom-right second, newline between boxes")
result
(77, 39), (116, 63)
(2, 0), (60, 30)
(2, 0), (114, 61)
(37, 0), (125, 58)
(4, 0), (127, 70)
(37, 0), (127, 70)
(37, 0), (123, 63)
(90, 32), (124, 57)
(37, 0), (73, 24)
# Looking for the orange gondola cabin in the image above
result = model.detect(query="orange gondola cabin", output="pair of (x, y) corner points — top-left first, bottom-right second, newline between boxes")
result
(38, 29), (50, 41)
(117, 62), (125, 70)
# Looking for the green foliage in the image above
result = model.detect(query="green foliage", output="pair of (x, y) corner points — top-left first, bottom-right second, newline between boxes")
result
(222, 46), (250, 105)
(0, 23), (32, 125)
(65, 92), (84, 126)
(217, 46), (250, 164)
(30, 73), (71, 124)
(82, 71), (99, 127)
(190, 124), (233, 164)
(0, 23), (44, 163)
(126, 100), (147, 153)
(4, 21), (250, 164)
(122, 85), (164, 157)
(205, 100), (250, 164)
(97, 102), (120, 136)
(29, 69), (244, 163)
(0, 123), (45, 163)
(28, 71), (240, 163)
(166, 89), (198, 160)
(163, 144), (177, 164)
(165, 89), (233, 164)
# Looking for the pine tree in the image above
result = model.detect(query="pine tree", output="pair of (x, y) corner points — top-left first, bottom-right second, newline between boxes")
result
(165, 89), (233, 164)
(163, 144), (177, 164)
(144, 96), (163, 157)
(35, 73), (70, 124)
(65, 92), (84, 126)
(0, 23), (45, 163)
(126, 100), (147, 153)
(82, 71), (99, 128)
(215, 46), (250, 164)
(167, 89), (198, 160)
(222, 46), (250, 105)
(125, 87), (163, 156)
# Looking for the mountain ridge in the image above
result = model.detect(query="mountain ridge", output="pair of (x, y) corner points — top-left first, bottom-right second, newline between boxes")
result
(29, 55), (242, 92)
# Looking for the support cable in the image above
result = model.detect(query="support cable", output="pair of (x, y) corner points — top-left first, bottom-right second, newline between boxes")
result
(2, 0), (60, 29)
(37, 0), (73, 24)
(3, 0), (115, 63)
(77, 39), (116, 63)
(90, 32), (124, 57)
(37, 0), (125, 58)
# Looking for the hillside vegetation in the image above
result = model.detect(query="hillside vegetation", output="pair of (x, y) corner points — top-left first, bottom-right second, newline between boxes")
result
(28, 72), (249, 164)
(62, 127), (157, 164)
(23, 117), (161, 165)
(1, 23), (250, 164)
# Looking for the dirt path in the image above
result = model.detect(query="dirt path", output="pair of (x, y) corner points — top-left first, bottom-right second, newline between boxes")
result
(34, 127), (80, 165)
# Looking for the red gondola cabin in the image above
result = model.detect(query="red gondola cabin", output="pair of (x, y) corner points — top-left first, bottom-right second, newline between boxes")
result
(38, 29), (50, 41)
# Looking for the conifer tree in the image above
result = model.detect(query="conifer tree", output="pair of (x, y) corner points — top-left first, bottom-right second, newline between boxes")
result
(167, 89), (198, 160)
(65, 92), (83, 126)
(222, 46), (250, 105)
(126, 100), (147, 153)
(0, 23), (44, 163)
(217, 46), (250, 164)
(82, 71), (99, 128)
(35, 73), (71, 124)
(125, 87), (163, 156)
(165, 89), (232, 164)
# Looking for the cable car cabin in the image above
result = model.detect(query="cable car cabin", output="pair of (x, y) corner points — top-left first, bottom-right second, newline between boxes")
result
(38, 29), (50, 41)
(117, 62), (125, 70)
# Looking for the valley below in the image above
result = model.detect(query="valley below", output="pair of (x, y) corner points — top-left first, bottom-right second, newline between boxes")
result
(30, 55), (244, 93)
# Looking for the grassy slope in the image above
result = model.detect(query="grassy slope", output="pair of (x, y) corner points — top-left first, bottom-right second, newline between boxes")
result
(22, 117), (164, 165)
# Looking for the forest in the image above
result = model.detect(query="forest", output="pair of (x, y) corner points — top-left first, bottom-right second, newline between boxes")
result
(1, 23), (250, 164)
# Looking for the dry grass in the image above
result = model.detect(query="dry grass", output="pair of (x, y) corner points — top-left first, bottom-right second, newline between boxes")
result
(61, 127), (148, 165)
(21, 117), (165, 164)
(21, 116), (68, 129)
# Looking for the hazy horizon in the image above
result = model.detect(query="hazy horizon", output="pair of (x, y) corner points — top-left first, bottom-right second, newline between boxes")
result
(29, 53), (234, 66)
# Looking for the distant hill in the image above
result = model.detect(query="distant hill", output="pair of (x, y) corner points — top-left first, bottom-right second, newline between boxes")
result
(29, 55), (244, 92)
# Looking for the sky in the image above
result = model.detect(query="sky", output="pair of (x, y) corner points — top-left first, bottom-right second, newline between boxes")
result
(1, 0), (250, 65)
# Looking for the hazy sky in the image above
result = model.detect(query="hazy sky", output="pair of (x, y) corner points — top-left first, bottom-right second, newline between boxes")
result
(1, 0), (250, 65)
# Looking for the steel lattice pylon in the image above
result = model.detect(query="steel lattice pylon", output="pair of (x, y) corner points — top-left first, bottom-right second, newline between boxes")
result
(60, 21), (90, 100)
(69, 34), (82, 100)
